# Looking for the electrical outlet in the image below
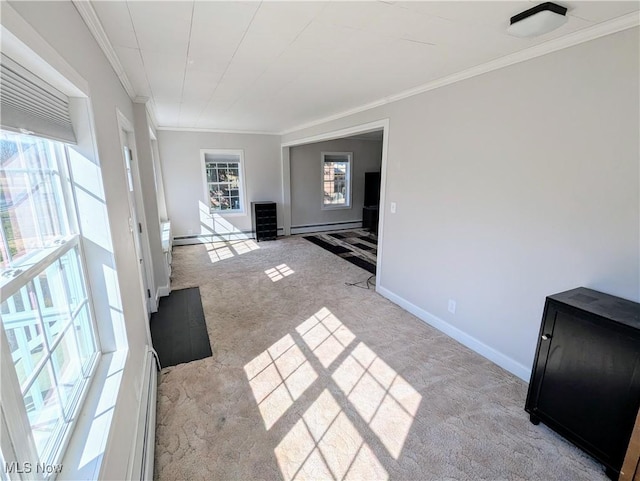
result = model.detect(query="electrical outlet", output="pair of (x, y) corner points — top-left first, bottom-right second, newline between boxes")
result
(390, 202), (397, 214)
(448, 299), (456, 314)
(187, 228), (193, 235)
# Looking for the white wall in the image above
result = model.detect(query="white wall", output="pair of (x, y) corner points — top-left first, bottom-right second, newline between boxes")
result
(6, 2), (151, 478)
(290, 138), (382, 229)
(282, 28), (640, 378)
(157, 130), (282, 239)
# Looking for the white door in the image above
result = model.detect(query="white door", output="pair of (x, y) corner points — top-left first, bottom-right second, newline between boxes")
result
(122, 141), (151, 318)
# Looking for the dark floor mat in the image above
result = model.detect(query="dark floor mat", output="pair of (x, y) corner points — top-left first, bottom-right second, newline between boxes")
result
(150, 287), (212, 368)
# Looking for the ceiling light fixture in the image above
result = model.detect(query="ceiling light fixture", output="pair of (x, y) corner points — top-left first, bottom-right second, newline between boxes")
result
(507, 2), (568, 37)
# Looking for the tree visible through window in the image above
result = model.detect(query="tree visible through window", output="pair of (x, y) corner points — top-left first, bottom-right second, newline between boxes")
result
(203, 150), (245, 213)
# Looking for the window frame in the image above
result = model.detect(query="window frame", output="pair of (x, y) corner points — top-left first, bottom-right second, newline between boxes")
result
(321, 151), (353, 210)
(0, 131), (101, 476)
(1, 5), (140, 477)
(200, 149), (247, 215)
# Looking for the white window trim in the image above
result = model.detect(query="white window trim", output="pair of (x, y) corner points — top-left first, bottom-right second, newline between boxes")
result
(200, 149), (247, 216)
(0, 136), (102, 477)
(321, 151), (352, 210)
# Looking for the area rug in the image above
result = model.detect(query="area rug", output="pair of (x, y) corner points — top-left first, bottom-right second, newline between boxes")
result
(150, 287), (212, 368)
(303, 229), (377, 274)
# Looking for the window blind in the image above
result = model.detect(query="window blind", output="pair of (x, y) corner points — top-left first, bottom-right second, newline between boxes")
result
(1, 55), (76, 144)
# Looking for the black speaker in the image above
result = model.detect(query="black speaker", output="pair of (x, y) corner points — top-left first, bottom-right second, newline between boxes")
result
(364, 171), (380, 207)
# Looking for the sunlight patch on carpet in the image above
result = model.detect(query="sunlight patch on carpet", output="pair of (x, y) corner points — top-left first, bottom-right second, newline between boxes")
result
(275, 389), (388, 481)
(206, 245), (234, 263)
(245, 334), (318, 429)
(265, 264), (295, 282)
(333, 342), (422, 459)
(297, 308), (356, 368)
(205, 239), (260, 264)
(232, 239), (260, 254)
(244, 307), (421, 479)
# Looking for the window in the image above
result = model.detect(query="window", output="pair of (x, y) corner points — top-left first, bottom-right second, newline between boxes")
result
(0, 130), (99, 467)
(322, 152), (352, 209)
(202, 150), (245, 213)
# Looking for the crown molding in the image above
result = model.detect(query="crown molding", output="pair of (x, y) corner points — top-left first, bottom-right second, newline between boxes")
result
(156, 126), (280, 136)
(72, 0), (136, 99)
(280, 12), (639, 136)
(281, 119), (389, 148)
(133, 96), (160, 130)
(73, 1), (162, 131)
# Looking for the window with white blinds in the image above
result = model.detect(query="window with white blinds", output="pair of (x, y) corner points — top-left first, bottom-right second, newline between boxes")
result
(0, 55), (76, 144)
(0, 129), (99, 470)
(0, 54), (99, 475)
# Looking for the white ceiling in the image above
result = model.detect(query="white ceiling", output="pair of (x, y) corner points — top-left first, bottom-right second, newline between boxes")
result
(88, 1), (639, 133)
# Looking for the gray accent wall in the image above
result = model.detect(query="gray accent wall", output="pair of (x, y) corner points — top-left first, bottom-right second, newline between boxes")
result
(157, 130), (282, 238)
(290, 138), (382, 229)
(282, 28), (640, 377)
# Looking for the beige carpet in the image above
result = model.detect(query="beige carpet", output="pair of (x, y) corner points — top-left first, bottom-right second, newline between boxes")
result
(154, 236), (607, 481)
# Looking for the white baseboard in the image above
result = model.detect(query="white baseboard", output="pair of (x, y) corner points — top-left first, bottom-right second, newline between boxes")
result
(174, 228), (284, 245)
(377, 286), (531, 382)
(127, 349), (157, 481)
(157, 285), (171, 299)
(291, 221), (363, 235)
(174, 233), (251, 245)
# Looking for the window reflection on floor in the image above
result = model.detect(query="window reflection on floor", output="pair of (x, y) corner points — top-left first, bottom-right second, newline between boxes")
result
(244, 308), (422, 481)
(275, 389), (387, 481)
(245, 334), (317, 430)
(205, 239), (259, 264)
(265, 264), (294, 282)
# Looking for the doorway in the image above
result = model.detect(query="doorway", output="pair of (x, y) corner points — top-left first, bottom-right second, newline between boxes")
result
(281, 119), (389, 289)
(118, 120), (156, 318)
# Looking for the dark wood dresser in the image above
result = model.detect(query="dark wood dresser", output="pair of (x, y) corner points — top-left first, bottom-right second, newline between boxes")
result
(525, 287), (640, 480)
(362, 206), (379, 234)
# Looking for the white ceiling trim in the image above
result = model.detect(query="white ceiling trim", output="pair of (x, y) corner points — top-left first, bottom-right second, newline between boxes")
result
(156, 126), (279, 136)
(280, 11), (639, 136)
(73, 0), (161, 131)
(133, 95), (159, 131)
(281, 119), (389, 148)
(72, 0), (136, 99)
